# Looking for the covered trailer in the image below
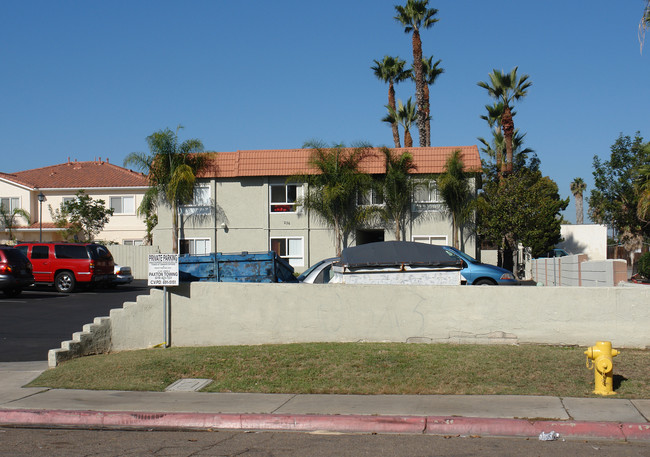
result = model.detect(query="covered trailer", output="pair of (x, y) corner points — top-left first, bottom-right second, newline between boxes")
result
(179, 251), (297, 283)
(330, 241), (462, 285)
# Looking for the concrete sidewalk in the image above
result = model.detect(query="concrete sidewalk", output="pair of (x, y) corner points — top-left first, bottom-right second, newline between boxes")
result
(1, 361), (649, 441)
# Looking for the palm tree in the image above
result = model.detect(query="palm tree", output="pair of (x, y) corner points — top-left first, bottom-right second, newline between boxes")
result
(640, 0), (650, 53)
(371, 56), (411, 148)
(437, 150), (473, 249)
(478, 102), (506, 180)
(477, 67), (531, 175)
(383, 98), (417, 147)
(570, 177), (587, 225)
(295, 141), (374, 256)
(421, 55), (444, 145)
(394, 0), (439, 147)
(124, 126), (207, 253)
(377, 147), (417, 241)
(0, 206), (30, 241)
(478, 128), (535, 183)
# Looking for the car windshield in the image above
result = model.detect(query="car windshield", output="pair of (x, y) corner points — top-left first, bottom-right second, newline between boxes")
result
(444, 247), (478, 264)
(297, 259), (329, 281)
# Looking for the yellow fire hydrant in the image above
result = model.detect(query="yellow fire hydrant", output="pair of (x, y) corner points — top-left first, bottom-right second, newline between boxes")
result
(584, 341), (619, 395)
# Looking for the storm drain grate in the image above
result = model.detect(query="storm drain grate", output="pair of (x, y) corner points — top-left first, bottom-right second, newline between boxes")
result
(165, 378), (213, 392)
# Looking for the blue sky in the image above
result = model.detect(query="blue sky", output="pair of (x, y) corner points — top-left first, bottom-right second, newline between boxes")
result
(2, 1), (648, 223)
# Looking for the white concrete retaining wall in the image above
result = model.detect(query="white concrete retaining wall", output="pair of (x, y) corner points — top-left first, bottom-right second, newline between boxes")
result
(48, 281), (650, 367)
(116, 282), (648, 348)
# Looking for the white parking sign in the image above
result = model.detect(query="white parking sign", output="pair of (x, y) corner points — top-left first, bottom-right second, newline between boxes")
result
(148, 254), (179, 286)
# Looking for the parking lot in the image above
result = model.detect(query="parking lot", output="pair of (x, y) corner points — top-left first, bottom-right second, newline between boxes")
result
(0, 280), (150, 362)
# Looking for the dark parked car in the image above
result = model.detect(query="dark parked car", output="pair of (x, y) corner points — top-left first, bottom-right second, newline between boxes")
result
(15, 242), (115, 293)
(540, 248), (569, 258)
(0, 245), (34, 297)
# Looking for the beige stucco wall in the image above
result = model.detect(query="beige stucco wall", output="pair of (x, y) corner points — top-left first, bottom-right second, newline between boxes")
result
(0, 180), (32, 241)
(39, 189), (147, 243)
(0, 179), (147, 243)
(154, 177), (477, 273)
(106, 282), (650, 353)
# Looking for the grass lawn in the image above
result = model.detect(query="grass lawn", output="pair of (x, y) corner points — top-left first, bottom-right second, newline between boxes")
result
(29, 343), (650, 398)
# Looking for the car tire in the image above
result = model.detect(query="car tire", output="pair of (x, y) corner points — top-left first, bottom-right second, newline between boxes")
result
(55, 271), (76, 293)
(473, 279), (496, 286)
(3, 288), (22, 297)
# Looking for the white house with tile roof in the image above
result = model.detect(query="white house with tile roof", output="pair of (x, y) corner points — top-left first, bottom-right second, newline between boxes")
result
(152, 146), (482, 272)
(0, 158), (149, 244)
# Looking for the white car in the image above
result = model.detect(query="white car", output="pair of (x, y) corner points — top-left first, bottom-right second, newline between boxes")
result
(113, 265), (134, 285)
(297, 257), (338, 284)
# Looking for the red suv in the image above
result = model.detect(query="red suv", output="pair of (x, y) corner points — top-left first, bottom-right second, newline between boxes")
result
(15, 242), (115, 293)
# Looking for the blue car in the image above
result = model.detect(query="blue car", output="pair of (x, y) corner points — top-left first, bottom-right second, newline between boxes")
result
(441, 246), (519, 286)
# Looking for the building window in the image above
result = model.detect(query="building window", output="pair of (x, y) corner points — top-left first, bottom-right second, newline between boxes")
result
(412, 182), (444, 212)
(357, 189), (384, 206)
(180, 184), (211, 215)
(110, 196), (135, 214)
(180, 238), (210, 256)
(413, 235), (448, 246)
(62, 197), (75, 205)
(123, 239), (144, 246)
(270, 236), (304, 267)
(270, 184), (300, 213)
(0, 197), (19, 212)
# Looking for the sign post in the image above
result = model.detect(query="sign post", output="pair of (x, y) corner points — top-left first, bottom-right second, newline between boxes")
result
(148, 254), (179, 348)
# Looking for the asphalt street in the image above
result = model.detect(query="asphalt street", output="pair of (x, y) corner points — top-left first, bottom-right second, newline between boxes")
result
(0, 280), (150, 362)
(1, 428), (648, 457)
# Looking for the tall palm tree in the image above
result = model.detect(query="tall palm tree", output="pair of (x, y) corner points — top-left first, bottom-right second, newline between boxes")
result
(570, 177), (587, 225)
(294, 141), (374, 256)
(371, 56), (411, 148)
(124, 126), (207, 253)
(0, 206), (30, 241)
(478, 102), (506, 180)
(437, 150), (473, 249)
(478, 67), (531, 175)
(394, 0), (439, 147)
(377, 147), (417, 241)
(421, 55), (444, 145)
(640, 0), (650, 53)
(383, 98), (417, 147)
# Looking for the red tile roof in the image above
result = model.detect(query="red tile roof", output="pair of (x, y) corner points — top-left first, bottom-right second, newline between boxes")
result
(0, 159), (148, 189)
(197, 146), (481, 178)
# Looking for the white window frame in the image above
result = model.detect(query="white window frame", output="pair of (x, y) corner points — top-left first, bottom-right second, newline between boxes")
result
(412, 235), (448, 246)
(123, 239), (144, 246)
(180, 184), (211, 215)
(270, 183), (301, 214)
(62, 196), (75, 205)
(412, 182), (444, 212)
(270, 236), (304, 267)
(357, 188), (384, 206)
(110, 195), (136, 215)
(179, 237), (211, 256)
(0, 197), (20, 212)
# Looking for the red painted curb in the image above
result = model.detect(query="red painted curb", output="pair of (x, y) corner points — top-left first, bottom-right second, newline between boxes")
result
(425, 417), (536, 437)
(1, 409), (649, 441)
